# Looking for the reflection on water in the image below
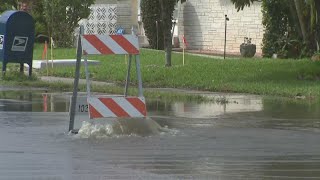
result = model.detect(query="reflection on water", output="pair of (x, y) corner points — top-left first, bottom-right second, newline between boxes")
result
(263, 97), (320, 119)
(171, 95), (262, 118)
(0, 91), (70, 112)
(0, 90), (320, 179)
(0, 91), (33, 112)
(0, 91), (319, 128)
(0, 90), (319, 132)
(145, 94), (263, 118)
(1, 90), (317, 133)
(0, 92), (264, 117)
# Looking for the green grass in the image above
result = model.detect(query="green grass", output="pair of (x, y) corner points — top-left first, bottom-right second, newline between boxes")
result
(0, 67), (210, 103)
(4, 43), (320, 100)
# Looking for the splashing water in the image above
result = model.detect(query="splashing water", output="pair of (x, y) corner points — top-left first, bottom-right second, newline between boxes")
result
(75, 117), (178, 138)
(77, 121), (114, 138)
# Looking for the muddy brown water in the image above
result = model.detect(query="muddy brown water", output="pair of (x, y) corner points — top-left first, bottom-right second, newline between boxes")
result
(0, 89), (319, 179)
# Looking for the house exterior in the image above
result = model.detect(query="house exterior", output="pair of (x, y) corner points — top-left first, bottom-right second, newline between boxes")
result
(87, 0), (264, 55)
(177, 0), (264, 55)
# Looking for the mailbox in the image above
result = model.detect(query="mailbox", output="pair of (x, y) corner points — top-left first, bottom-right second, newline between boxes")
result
(0, 10), (35, 76)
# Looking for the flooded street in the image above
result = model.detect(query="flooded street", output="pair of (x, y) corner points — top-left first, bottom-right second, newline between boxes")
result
(0, 89), (319, 179)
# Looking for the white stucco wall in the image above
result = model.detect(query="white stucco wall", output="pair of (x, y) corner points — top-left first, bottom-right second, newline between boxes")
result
(116, 0), (138, 33)
(178, 0), (264, 55)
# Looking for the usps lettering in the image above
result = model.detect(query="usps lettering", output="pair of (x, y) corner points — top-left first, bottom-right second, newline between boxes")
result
(11, 36), (28, 52)
(0, 35), (4, 50)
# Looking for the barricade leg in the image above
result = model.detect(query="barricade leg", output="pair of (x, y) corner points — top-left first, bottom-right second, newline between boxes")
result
(69, 27), (83, 132)
(28, 63), (32, 76)
(135, 55), (143, 97)
(124, 55), (132, 97)
(84, 55), (91, 97)
(2, 62), (6, 76)
(20, 63), (24, 74)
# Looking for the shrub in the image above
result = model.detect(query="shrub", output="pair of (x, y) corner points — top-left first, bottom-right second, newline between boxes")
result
(141, 0), (177, 50)
(43, 0), (94, 47)
(261, 0), (312, 58)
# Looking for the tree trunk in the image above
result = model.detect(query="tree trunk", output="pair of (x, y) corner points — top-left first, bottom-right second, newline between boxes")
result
(315, 0), (320, 18)
(159, 0), (172, 67)
(314, 0), (320, 50)
(294, 0), (308, 43)
(165, 30), (172, 67)
(288, 2), (303, 39)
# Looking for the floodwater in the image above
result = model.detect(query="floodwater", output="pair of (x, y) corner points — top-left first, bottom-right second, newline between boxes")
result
(0, 89), (319, 180)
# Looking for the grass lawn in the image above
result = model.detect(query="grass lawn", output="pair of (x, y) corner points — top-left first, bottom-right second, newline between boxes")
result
(2, 43), (320, 100)
(32, 43), (320, 99)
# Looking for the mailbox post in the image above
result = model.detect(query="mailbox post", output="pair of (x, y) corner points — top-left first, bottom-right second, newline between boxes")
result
(0, 10), (35, 76)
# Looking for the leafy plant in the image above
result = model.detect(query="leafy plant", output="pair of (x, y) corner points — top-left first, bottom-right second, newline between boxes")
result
(31, 0), (48, 37)
(275, 34), (301, 58)
(43, 0), (94, 47)
(0, 0), (17, 13)
(141, 0), (183, 66)
(230, 0), (260, 11)
(141, 0), (164, 50)
(261, 0), (306, 58)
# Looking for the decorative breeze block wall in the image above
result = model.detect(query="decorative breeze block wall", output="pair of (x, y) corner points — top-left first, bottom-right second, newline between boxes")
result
(82, 4), (118, 35)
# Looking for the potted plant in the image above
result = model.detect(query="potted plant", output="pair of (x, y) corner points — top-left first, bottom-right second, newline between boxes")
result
(311, 51), (320, 61)
(240, 37), (256, 58)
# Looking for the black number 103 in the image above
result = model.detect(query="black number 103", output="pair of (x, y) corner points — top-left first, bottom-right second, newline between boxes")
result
(78, 105), (88, 112)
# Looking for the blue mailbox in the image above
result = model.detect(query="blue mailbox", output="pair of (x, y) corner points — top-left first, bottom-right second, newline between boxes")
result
(0, 10), (35, 76)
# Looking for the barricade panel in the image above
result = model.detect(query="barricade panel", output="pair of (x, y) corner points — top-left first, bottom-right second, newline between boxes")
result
(88, 96), (147, 119)
(81, 34), (139, 55)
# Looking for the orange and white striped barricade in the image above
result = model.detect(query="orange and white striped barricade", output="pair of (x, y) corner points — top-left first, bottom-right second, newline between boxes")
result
(88, 96), (147, 119)
(80, 34), (146, 119)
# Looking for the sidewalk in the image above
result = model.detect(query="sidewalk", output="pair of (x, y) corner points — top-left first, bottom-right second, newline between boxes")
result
(29, 59), (100, 70)
(40, 76), (114, 87)
(40, 76), (217, 95)
(172, 48), (262, 58)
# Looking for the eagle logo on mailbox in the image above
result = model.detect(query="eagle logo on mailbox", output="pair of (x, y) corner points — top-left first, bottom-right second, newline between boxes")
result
(0, 35), (4, 50)
(11, 36), (28, 52)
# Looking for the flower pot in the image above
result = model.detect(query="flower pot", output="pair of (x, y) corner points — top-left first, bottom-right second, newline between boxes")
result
(272, 53), (277, 59)
(311, 54), (320, 61)
(240, 43), (256, 58)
